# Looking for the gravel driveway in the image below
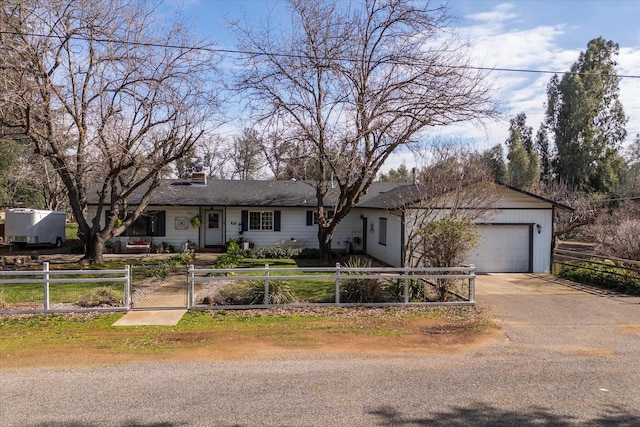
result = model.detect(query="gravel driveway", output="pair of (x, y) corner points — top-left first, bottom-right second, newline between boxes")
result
(2, 274), (640, 426)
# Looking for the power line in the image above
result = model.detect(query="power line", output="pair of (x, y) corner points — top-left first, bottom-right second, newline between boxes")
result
(2, 29), (639, 79)
(560, 195), (640, 204)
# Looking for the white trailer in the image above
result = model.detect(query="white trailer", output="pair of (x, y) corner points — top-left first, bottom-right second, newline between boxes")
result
(5, 209), (66, 248)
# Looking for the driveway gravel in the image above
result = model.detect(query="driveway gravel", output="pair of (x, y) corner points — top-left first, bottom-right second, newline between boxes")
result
(2, 274), (640, 426)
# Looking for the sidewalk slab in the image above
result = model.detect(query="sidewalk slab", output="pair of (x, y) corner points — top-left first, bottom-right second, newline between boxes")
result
(113, 310), (186, 326)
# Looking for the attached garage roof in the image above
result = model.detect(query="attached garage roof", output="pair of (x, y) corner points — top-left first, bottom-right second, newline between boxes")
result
(358, 182), (574, 211)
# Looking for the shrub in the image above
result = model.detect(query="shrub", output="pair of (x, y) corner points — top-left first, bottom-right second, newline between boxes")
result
(156, 242), (175, 253)
(294, 248), (321, 259)
(556, 262), (640, 295)
(214, 242), (243, 270)
(151, 267), (169, 278)
(245, 247), (302, 259)
(340, 257), (386, 303)
(213, 252), (241, 270)
(417, 217), (479, 301)
(78, 286), (124, 307)
(387, 278), (426, 302)
(169, 252), (194, 265)
(216, 280), (296, 305)
(224, 239), (241, 254)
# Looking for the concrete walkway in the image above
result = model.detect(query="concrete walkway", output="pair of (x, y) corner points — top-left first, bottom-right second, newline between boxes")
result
(114, 274), (189, 326)
(113, 309), (187, 326)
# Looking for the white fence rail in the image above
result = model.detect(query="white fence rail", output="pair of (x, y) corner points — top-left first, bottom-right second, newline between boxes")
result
(188, 264), (476, 309)
(0, 262), (131, 314)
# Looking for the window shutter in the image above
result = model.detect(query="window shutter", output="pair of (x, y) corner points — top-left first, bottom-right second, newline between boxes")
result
(157, 211), (166, 236)
(274, 211), (281, 231)
(306, 210), (313, 226)
(241, 210), (248, 232)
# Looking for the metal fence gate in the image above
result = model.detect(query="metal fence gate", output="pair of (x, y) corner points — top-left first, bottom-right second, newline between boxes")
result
(130, 264), (189, 310)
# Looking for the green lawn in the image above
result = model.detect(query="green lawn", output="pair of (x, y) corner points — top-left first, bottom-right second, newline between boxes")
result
(232, 258), (336, 303)
(65, 222), (79, 240)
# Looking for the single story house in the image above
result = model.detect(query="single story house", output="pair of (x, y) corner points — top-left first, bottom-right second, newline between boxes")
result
(88, 175), (571, 273)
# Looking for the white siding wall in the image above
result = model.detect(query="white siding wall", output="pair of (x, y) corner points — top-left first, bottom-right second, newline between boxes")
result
(363, 200), (555, 272)
(88, 184), (555, 272)
(89, 205), (201, 250)
(161, 206), (201, 248)
(358, 208), (403, 267)
(226, 207), (365, 252)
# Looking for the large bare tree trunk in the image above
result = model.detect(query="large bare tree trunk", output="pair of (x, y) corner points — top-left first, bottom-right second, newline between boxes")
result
(318, 224), (336, 263)
(1, 0), (220, 264)
(234, 0), (497, 255)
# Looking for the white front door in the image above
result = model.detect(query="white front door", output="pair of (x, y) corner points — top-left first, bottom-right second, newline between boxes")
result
(205, 209), (223, 246)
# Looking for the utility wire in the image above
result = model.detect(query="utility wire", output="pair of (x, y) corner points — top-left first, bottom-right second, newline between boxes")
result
(1, 29), (639, 79)
(560, 195), (640, 204)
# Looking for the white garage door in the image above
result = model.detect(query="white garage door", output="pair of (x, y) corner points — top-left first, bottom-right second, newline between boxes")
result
(465, 225), (531, 273)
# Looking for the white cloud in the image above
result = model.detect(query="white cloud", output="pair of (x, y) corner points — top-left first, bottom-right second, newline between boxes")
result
(465, 3), (519, 25)
(429, 3), (640, 154)
(617, 47), (640, 139)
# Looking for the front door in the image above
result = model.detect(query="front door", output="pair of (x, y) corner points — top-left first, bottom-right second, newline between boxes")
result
(205, 209), (223, 246)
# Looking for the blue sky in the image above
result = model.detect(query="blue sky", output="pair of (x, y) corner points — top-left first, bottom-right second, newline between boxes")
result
(167, 0), (640, 171)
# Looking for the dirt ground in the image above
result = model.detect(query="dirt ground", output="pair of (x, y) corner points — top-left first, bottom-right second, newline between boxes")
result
(1, 309), (502, 369)
(1, 247), (501, 368)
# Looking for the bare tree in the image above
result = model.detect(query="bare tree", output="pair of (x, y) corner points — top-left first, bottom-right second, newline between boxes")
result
(539, 180), (601, 239)
(232, 127), (265, 180)
(234, 0), (496, 260)
(399, 145), (500, 268)
(588, 201), (640, 261)
(0, 0), (220, 263)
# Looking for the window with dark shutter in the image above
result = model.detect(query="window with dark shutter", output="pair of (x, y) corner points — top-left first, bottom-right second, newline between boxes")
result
(241, 210), (248, 232)
(274, 211), (281, 231)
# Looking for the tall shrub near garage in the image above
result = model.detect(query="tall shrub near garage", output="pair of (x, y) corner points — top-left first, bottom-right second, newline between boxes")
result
(418, 218), (479, 300)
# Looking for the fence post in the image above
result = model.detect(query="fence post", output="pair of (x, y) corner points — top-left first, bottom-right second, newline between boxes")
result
(264, 264), (270, 305)
(469, 265), (476, 302)
(335, 263), (341, 304)
(403, 267), (409, 304)
(124, 265), (131, 308)
(188, 264), (195, 308)
(43, 262), (50, 310)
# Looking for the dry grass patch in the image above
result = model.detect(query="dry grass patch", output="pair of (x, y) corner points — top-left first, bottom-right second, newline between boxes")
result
(0, 307), (501, 368)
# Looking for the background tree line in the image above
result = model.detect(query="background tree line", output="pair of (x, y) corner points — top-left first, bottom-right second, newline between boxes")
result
(1, 0), (637, 263)
(380, 37), (639, 259)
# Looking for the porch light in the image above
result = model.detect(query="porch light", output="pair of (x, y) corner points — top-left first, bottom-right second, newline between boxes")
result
(536, 224), (542, 234)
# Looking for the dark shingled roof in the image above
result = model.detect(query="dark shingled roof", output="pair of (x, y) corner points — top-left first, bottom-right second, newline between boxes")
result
(88, 179), (405, 208)
(358, 181), (574, 211)
(88, 179), (573, 211)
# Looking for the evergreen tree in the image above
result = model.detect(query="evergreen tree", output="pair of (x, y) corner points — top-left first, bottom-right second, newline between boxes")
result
(535, 125), (552, 183)
(545, 37), (628, 194)
(505, 113), (540, 190)
(379, 164), (412, 182)
(479, 144), (507, 183)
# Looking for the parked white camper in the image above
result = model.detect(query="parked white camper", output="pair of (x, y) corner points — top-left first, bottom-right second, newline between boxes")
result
(5, 209), (66, 248)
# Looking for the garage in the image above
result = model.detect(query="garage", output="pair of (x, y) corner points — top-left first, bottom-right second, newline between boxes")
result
(465, 224), (532, 273)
